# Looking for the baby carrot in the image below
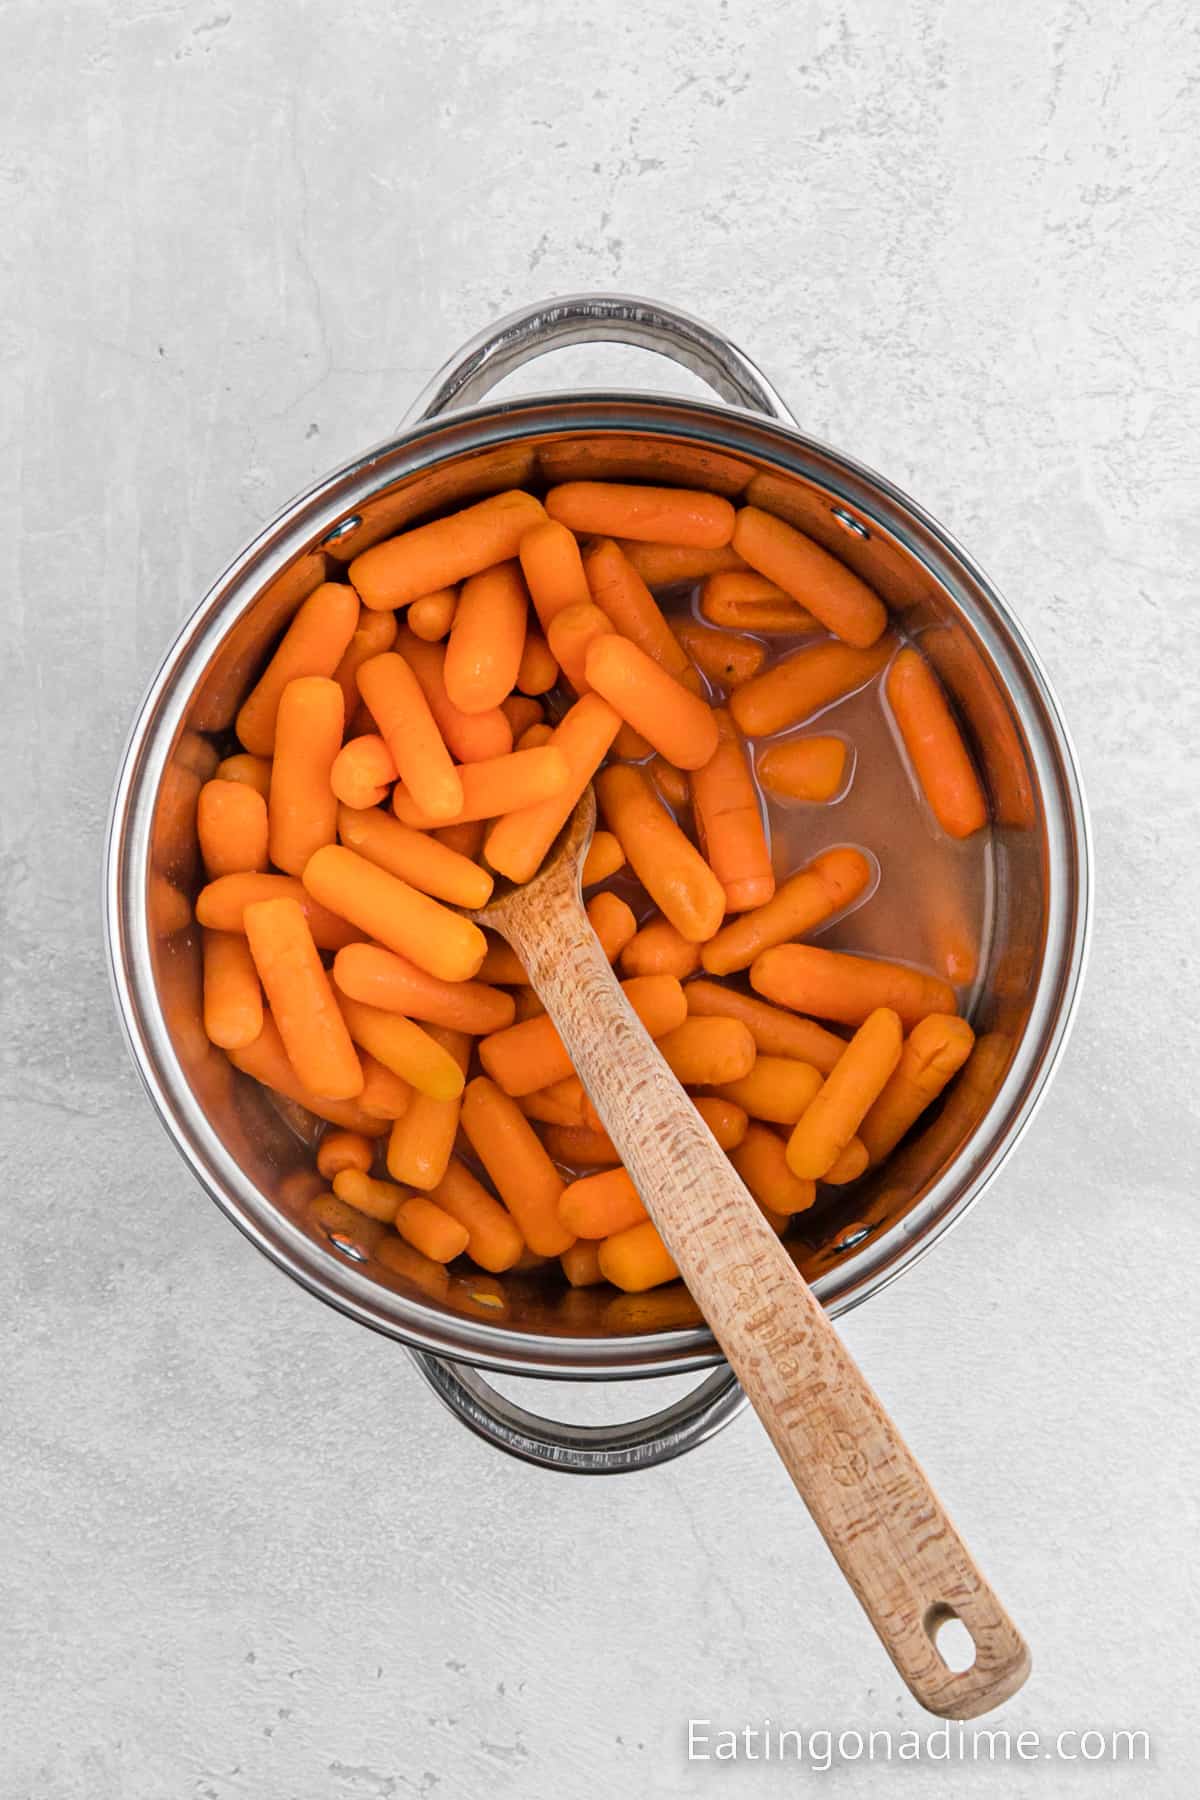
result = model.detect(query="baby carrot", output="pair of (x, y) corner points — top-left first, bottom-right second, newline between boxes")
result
(268, 676), (343, 876)
(518, 724), (552, 751)
(701, 846), (872, 976)
(716, 1056), (823, 1125)
(434, 819), (486, 860)
(671, 621), (766, 689)
(201, 929), (263, 1049)
(730, 636), (895, 738)
(516, 629), (558, 696)
(333, 1167), (408, 1223)
(546, 601), (612, 691)
(330, 736), (398, 810)
(348, 489), (547, 610)
(303, 845), (486, 982)
(333, 942), (514, 1033)
(560, 1168), (647, 1238)
(595, 764), (726, 943)
(243, 898), (363, 1100)
(331, 607), (399, 717)
(197, 780), (270, 877)
(618, 915), (701, 980)
(585, 634), (719, 770)
(582, 539), (703, 692)
(685, 980), (846, 1074)
(227, 1013), (386, 1136)
(336, 802), (493, 909)
(548, 482), (735, 549)
(513, 985), (544, 1015)
(337, 995), (466, 1101)
(236, 582), (360, 755)
(197, 872), (359, 950)
(374, 1233), (451, 1300)
(485, 694), (621, 885)
(859, 1013), (976, 1164)
(386, 1025), (471, 1190)
(730, 1124), (816, 1215)
(215, 753), (273, 799)
(397, 629), (513, 764)
(657, 1017), (756, 1086)
(480, 973), (685, 1097)
(392, 745), (569, 830)
(316, 1129), (374, 1180)
(823, 1137), (869, 1184)
(358, 652), (462, 825)
(459, 1077), (575, 1256)
(406, 586), (458, 642)
(429, 1156), (525, 1272)
(519, 1088), (586, 1129)
(692, 1095), (749, 1151)
(648, 756), (690, 811)
(500, 694), (544, 740)
(688, 707), (774, 912)
(540, 1075), (603, 1135)
(732, 507), (888, 647)
(616, 540), (746, 586)
(518, 517), (593, 632)
(886, 648), (988, 839)
(786, 1008), (903, 1179)
(444, 561), (528, 714)
(751, 944), (957, 1031)
(700, 570), (819, 634)
(395, 1195), (470, 1262)
(758, 735), (849, 805)
(542, 1124), (621, 1167)
(598, 1220), (678, 1293)
(560, 1240), (605, 1286)
(478, 934), (529, 985)
(356, 1055), (415, 1120)
(580, 829), (626, 887)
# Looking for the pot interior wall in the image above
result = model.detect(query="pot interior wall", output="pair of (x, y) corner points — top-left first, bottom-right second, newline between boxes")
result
(144, 425), (1046, 1344)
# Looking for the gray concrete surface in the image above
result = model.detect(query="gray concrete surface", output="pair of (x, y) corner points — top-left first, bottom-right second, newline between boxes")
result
(3, 1), (1198, 1795)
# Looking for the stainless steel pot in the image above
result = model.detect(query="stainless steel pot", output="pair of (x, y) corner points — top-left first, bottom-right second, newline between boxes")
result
(104, 295), (1091, 1474)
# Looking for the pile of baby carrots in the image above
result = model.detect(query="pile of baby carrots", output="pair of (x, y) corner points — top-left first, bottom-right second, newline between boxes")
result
(187, 479), (990, 1299)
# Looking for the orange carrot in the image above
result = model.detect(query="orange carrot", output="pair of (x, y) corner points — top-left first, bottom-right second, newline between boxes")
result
(548, 482), (735, 549)
(822, 1137), (868, 1184)
(267, 676), (343, 875)
(459, 1077), (575, 1256)
(500, 694), (544, 741)
(337, 995), (466, 1100)
(333, 1167), (408, 1222)
(618, 915), (701, 980)
(348, 490), (547, 610)
(215, 753), (273, 799)
(685, 980), (846, 1074)
(580, 829), (625, 887)
(595, 764), (726, 943)
(886, 648), (988, 838)
(692, 1094), (749, 1151)
(598, 1220), (678, 1292)
(560, 1168), (647, 1238)
(331, 607), (399, 717)
(516, 629), (558, 696)
(715, 1056), (822, 1124)
(336, 802), (492, 909)
(786, 1008), (903, 1178)
(672, 621), (766, 689)
(444, 560), (529, 714)
(560, 1240), (605, 1286)
(227, 1013), (386, 1136)
(757, 735), (848, 802)
(391, 745), (569, 829)
(236, 583), (359, 756)
(688, 707), (774, 912)
(751, 944), (957, 1030)
(700, 569), (820, 634)
(333, 942), (514, 1034)
(485, 694), (621, 885)
(429, 1156), (525, 1272)
(647, 756), (690, 811)
(478, 934), (529, 985)
(395, 1194), (470, 1262)
(730, 635), (895, 737)
(730, 1124), (816, 1215)
(542, 1124), (621, 1167)
(356, 1055), (414, 1120)
(307, 1191), (388, 1260)
(406, 586), (458, 642)
(316, 1130), (374, 1180)
(330, 735), (397, 810)
(858, 1013), (976, 1164)
(397, 629), (513, 764)
(585, 634), (719, 770)
(479, 973), (685, 1097)
(517, 517), (592, 633)
(616, 540), (746, 586)
(302, 845), (486, 982)
(197, 780), (270, 877)
(546, 601), (612, 691)
(357, 652), (462, 824)
(434, 819), (486, 861)
(519, 1087), (586, 1129)
(243, 898), (363, 1100)
(196, 871), (360, 951)
(582, 538), (703, 691)
(656, 1017), (755, 1086)
(201, 929), (263, 1049)
(385, 1025), (471, 1190)
(539, 1075), (603, 1135)
(701, 846), (872, 976)
(374, 1232), (451, 1300)
(732, 507), (887, 647)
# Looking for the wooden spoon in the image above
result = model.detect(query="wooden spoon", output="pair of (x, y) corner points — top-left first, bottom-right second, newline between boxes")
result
(472, 787), (1029, 1718)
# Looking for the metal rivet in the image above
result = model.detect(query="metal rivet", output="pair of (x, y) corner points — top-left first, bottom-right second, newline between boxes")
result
(326, 1231), (368, 1262)
(833, 1225), (871, 1253)
(323, 514), (362, 546)
(831, 506), (870, 540)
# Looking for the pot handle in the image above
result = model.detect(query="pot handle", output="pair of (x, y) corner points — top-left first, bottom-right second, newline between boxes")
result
(405, 292), (797, 426)
(408, 1350), (746, 1475)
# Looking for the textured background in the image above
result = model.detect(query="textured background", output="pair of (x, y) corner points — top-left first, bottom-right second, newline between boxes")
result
(3, 1), (1198, 1795)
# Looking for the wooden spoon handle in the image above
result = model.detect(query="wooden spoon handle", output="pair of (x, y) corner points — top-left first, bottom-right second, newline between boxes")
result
(506, 891), (1030, 1719)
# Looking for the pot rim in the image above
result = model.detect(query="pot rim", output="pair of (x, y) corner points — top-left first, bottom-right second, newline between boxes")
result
(104, 387), (1092, 1379)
